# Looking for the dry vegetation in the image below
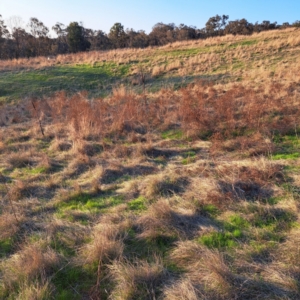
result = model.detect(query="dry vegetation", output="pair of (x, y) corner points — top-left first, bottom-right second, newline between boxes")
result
(1, 28), (300, 299)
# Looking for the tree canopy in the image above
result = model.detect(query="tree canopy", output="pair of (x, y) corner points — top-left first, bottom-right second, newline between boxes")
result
(0, 13), (297, 60)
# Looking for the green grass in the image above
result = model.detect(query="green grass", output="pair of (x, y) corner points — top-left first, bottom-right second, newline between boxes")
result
(252, 209), (295, 229)
(0, 238), (14, 257)
(127, 196), (148, 211)
(124, 228), (176, 259)
(182, 150), (196, 158)
(227, 215), (250, 229)
(52, 265), (94, 300)
(23, 166), (48, 175)
(228, 39), (258, 48)
(272, 134), (300, 160)
(161, 129), (183, 140)
(198, 215), (247, 249)
(58, 192), (124, 213)
(50, 232), (77, 257)
(200, 204), (220, 217)
(181, 150), (197, 165)
(0, 62), (130, 102)
(271, 152), (300, 160)
(198, 231), (242, 249)
(158, 47), (210, 58)
(260, 196), (285, 205)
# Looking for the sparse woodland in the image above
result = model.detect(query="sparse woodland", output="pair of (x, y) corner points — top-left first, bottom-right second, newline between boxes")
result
(0, 27), (300, 299)
(0, 13), (299, 59)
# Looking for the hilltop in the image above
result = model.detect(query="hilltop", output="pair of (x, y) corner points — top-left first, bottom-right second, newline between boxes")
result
(0, 28), (300, 299)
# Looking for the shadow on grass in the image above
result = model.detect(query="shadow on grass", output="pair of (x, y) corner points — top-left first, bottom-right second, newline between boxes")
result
(218, 180), (274, 202)
(0, 64), (230, 103)
(101, 165), (157, 184)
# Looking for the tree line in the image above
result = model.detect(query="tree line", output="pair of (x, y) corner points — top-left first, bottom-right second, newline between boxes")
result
(0, 14), (299, 60)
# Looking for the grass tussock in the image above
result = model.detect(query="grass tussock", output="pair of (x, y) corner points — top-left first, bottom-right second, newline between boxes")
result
(109, 258), (167, 300)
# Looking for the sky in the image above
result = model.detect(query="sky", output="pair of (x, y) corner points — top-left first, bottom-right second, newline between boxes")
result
(1, 0), (299, 36)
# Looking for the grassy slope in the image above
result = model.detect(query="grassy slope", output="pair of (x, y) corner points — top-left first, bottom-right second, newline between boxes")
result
(1, 27), (300, 103)
(0, 28), (300, 299)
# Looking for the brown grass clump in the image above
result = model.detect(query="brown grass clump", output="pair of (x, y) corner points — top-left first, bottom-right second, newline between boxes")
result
(0, 212), (24, 240)
(49, 137), (72, 152)
(14, 280), (53, 300)
(210, 132), (275, 157)
(136, 200), (205, 240)
(109, 258), (167, 300)
(166, 60), (182, 72)
(170, 242), (234, 298)
(163, 277), (201, 300)
(80, 221), (127, 265)
(2, 243), (60, 287)
(141, 173), (188, 198)
(7, 180), (28, 202)
(152, 65), (165, 77)
(7, 152), (33, 169)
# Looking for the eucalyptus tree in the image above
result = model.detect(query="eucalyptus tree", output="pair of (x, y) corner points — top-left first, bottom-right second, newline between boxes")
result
(0, 15), (10, 58)
(108, 23), (128, 48)
(66, 22), (91, 53)
(28, 17), (50, 56)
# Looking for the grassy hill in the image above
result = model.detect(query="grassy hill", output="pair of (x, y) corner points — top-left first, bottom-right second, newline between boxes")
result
(1, 28), (300, 299)
(1, 27), (300, 102)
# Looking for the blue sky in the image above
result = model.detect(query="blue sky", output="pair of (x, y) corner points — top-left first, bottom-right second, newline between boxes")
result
(1, 0), (299, 35)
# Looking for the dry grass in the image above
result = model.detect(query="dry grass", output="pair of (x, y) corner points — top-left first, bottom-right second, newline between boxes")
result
(109, 258), (167, 300)
(2, 243), (60, 286)
(1, 28), (300, 299)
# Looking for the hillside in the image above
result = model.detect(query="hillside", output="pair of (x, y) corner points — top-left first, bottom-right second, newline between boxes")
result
(1, 28), (300, 299)
(1, 27), (300, 102)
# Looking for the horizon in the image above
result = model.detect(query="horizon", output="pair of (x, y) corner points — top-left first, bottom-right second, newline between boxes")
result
(1, 0), (299, 36)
